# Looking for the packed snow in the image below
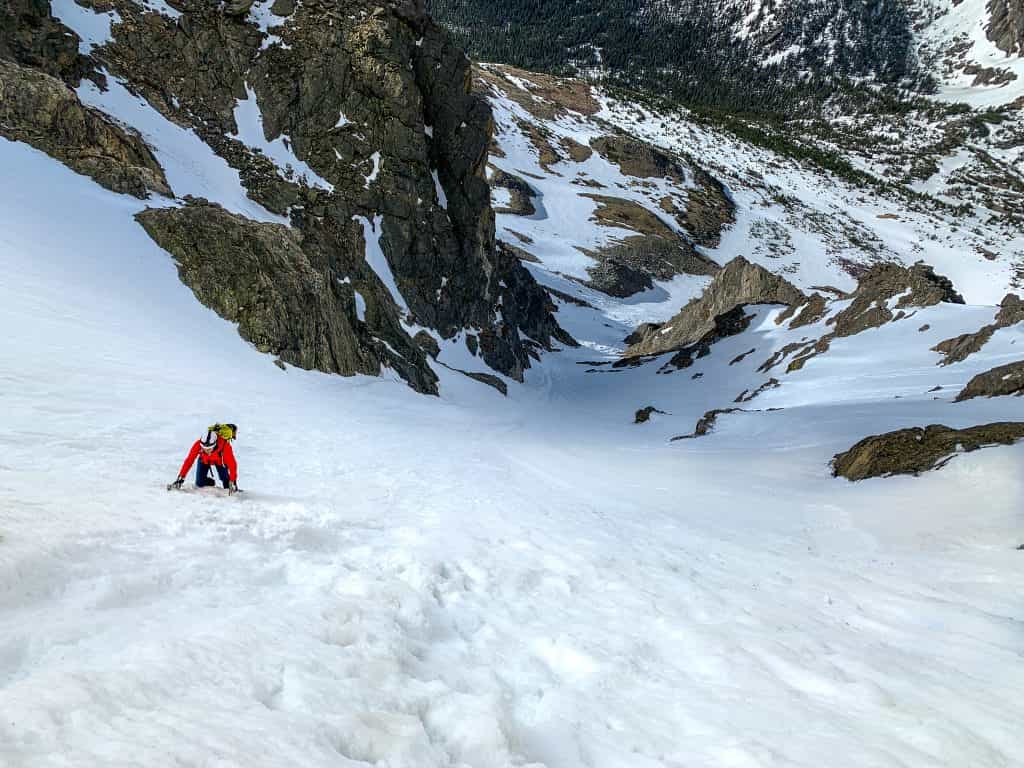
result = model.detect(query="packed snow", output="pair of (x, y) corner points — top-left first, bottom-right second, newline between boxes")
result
(3, 126), (1024, 767)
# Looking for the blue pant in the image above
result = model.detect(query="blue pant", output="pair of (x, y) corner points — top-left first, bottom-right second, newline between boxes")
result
(196, 461), (230, 488)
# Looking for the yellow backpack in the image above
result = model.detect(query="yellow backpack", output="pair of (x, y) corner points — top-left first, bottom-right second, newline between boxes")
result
(208, 423), (238, 441)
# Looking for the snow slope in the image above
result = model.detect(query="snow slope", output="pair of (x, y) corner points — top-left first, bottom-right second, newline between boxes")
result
(911, 0), (1024, 107)
(478, 66), (1021, 309)
(3, 114), (1024, 768)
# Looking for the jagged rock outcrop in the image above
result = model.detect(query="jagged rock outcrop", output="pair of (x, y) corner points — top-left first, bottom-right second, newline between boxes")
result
(764, 261), (966, 374)
(670, 407), (750, 440)
(776, 292), (827, 329)
(933, 293), (1023, 365)
(988, 0), (1024, 55)
(832, 423), (1024, 480)
(626, 256), (803, 357)
(647, 305), (755, 372)
(735, 378), (780, 403)
(137, 200), (439, 393)
(954, 360), (1024, 401)
(0, 58), (171, 198)
(829, 262), (964, 339)
(17, 0), (571, 390)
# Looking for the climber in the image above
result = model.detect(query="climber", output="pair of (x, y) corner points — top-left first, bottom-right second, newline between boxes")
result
(168, 423), (239, 493)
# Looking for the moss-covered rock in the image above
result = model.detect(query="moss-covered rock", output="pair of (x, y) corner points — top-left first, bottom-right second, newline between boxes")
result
(954, 360), (1024, 402)
(832, 422), (1024, 480)
(0, 59), (171, 198)
(136, 200), (439, 394)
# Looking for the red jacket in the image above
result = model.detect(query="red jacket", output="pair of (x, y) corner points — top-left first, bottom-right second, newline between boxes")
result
(179, 437), (237, 482)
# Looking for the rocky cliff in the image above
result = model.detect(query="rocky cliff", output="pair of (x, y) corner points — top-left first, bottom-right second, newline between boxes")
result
(988, 0), (1024, 55)
(1, 0), (570, 393)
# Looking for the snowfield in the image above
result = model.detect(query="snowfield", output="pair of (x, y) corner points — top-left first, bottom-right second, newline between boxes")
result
(3, 5), (1024, 761)
(3, 131), (1024, 766)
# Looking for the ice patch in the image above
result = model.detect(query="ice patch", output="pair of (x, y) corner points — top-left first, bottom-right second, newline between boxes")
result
(432, 170), (448, 209)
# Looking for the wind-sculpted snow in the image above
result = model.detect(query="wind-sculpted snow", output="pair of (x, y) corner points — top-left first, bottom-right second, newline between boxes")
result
(3, 129), (1024, 767)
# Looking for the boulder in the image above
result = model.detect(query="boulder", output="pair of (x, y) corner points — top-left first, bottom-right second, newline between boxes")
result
(671, 408), (746, 439)
(634, 406), (666, 423)
(954, 360), (1024, 402)
(832, 423), (1024, 480)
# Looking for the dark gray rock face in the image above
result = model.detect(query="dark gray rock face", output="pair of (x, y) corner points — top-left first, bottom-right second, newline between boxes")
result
(955, 360), (1024, 402)
(626, 256), (803, 357)
(9, 0), (570, 391)
(0, 0), (89, 82)
(624, 322), (662, 346)
(988, 0), (1024, 55)
(136, 200), (439, 394)
(0, 58), (171, 198)
(832, 422), (1024, 480)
